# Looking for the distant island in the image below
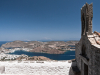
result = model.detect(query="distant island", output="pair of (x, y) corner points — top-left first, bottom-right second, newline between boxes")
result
(1, 40), (78, 54)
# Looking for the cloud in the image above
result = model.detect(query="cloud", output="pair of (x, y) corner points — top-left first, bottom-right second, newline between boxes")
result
(44, 37), (52, 40)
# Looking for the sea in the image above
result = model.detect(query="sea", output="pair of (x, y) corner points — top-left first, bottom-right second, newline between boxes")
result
(0, 41), (75, 60)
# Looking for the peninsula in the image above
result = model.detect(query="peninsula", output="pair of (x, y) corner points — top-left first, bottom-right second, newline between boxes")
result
(1, 40), (78, 54)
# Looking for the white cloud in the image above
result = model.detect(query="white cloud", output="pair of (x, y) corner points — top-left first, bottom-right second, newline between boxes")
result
(44, 37), (52, 40)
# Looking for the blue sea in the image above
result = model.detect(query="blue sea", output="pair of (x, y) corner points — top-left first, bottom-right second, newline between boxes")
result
(9, 50), (75, 60)
(0, 41), (75, 60)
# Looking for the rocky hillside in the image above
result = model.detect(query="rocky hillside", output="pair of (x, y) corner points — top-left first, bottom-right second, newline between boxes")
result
(16, 56), (52, 61)
(1, 41), (43, 49)
(1, 40), (78, 54)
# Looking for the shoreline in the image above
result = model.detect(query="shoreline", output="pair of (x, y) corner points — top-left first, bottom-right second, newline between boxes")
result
(0, 48), (75, 61)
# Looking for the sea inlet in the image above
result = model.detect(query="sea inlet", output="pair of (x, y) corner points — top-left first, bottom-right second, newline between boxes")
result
(8, 50), (75, 60)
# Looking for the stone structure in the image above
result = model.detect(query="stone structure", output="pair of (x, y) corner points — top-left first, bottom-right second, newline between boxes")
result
(69, 3), (100, 75)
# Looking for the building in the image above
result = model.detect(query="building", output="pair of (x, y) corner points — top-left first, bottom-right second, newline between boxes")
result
(69, 3), (100, 75)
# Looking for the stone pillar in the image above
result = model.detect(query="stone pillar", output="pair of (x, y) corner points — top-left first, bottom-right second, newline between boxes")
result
(81, 3), (93, 36)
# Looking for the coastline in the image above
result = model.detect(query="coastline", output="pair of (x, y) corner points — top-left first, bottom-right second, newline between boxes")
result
(0, 41), (76, 61)
(0, 48), (75, 61)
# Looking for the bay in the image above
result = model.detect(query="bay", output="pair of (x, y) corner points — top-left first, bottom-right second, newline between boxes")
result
(0, 41), (75, 60)
(9, 50), (75, 60)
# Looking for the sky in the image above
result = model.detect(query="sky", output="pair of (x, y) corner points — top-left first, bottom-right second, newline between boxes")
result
(0, 0), (100, 41)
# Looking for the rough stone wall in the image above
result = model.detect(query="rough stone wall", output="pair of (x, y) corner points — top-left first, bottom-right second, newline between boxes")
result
(69, 67), (75, 75)
(69, 34), (100, 75)
(94, 52), (100, 75)
(75, 36), (100, 75)
(91, 45), (100, 75)
(75, 35), (96, 75)
(75, 38), (82, 70)
(81, 3), (93, 36)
